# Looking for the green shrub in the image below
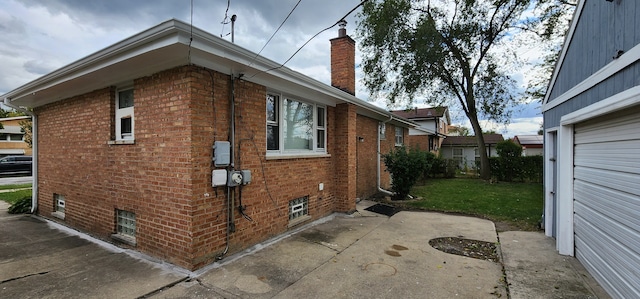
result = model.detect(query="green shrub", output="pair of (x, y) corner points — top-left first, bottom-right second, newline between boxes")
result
(8, 196), (32, 214)
(383, 146), (432, 200)
(490, 155), (543, 183)
(430, 157), (457, 178)
(496, 140), (523, 158)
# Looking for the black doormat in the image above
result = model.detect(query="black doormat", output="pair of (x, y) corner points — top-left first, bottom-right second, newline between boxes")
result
(364, 203), (398, 217)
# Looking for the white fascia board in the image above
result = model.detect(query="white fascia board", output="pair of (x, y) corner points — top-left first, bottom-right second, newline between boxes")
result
(542, 0), (585, 107)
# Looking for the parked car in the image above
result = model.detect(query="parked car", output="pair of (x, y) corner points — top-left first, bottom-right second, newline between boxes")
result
(0, 155), (32, 176)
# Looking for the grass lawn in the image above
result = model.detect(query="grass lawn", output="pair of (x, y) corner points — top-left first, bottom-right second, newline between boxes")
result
(0, 183), (32, 190)
(407, 178), (543, 231)
(0, 188), (32, 205)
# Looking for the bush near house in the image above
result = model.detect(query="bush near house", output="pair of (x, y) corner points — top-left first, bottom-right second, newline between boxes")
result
(8, 196), (31, 214)
(383, 146), (435, 200)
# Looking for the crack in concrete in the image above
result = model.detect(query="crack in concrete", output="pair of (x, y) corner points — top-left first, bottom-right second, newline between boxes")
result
(1, 271), (49, 284)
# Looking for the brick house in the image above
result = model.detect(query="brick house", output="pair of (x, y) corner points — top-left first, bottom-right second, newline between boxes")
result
(1, 19), (416, 270)
(390, 107), (450, 154)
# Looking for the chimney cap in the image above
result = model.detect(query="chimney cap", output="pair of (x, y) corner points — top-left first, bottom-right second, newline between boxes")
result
(338, 19), (347, 37)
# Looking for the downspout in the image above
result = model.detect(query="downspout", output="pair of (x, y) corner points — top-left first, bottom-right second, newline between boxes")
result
(377, 115), (394, 196)
(3, 98), (37, 213)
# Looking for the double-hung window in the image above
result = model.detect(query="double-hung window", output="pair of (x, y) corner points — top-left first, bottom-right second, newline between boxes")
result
(266, 93), (326, 154)
(395, 127), (403, 146)
(116, 87), (134, 141)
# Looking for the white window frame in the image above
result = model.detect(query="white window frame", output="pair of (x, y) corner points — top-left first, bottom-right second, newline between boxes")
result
(266, 92), (327, 156)
(116, 86), (134, 141)
(395, 127), (403, 146)
(379, 122), (386, 140)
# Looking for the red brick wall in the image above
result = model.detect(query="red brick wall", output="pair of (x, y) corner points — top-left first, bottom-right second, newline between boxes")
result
(34, 65), (353, 270)
(330, 36), (356, 95)
(356, 116), (396, 199)
(36, 66), (202, 268)
(333, 103), (357, 212)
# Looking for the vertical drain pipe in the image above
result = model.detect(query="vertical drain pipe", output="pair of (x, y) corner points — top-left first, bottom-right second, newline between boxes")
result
(378, 116), (394, 196)
(229, 74), (236, 233)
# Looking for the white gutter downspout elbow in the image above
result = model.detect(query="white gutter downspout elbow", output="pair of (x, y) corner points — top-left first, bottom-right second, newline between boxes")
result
(377, 115), (394, 196)
(3, 98), (37, 214)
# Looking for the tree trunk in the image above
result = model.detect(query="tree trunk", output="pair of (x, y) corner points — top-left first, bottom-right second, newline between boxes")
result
(468, 115), (491, 180)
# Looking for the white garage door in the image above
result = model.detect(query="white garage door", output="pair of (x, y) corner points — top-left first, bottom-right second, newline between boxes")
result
(573, 106), (640, 299)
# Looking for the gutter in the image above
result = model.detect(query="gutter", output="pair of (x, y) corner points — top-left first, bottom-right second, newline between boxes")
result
(3, 98), (37, 214)
(377, 116), (394, 196)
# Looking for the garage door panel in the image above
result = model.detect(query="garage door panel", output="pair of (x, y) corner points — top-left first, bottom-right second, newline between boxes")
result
(574, 181), (640, 231)
(575, 166), (640, 196)
(574, 140), (640, 173)
(575, 112), (640, 144)
(574, 202), (640, 256)
(575, 233), (640, 299)
(574, 106), (640, 299)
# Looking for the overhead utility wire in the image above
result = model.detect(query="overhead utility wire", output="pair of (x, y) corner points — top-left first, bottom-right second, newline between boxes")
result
(188, 0), (194, 63)
(249, 0), (303, 67)
(248, 0), (369, 79)
(220, 0), (231, 37)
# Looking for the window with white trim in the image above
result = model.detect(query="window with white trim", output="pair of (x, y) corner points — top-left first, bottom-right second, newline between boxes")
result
(266, 93), (326, 154)
(395, 127), (403, 146)
(116, 87), (134, 141)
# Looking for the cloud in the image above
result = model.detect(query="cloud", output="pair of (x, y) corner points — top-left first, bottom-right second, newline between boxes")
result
(1, 0), (546, 138)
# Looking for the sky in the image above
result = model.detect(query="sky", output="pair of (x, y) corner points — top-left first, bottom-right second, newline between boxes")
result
(0, 0), (543, 138)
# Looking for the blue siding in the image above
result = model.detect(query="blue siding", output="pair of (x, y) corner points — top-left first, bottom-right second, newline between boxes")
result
(547, 0), (640, 102)
(544, 0), (640, 129)
(544, 62), (640, 129)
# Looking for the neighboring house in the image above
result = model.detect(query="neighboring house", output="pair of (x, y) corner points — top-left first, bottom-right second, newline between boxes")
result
(440, 134), (504, 170)
(542, 1), (640, 298)
(1, 20), (416, 270)
(512, 135), (543, 156)
(390, 107), (450, 153)
(0, 116), (32, 157)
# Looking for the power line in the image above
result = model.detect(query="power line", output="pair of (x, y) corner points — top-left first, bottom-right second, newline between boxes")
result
(249, 0), (369, 78)
(249, 0), (303, 66)
(220, 0), (231, 38)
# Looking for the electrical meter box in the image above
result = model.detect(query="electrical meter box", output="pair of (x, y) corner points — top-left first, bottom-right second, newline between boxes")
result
(213, 141), (230, 167)
(227, 171), (243, 187)
(240, 170), (251, 185)
(212, 169), (227, 187)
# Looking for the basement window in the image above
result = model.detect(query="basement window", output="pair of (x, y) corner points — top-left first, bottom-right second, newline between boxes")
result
(113, 209), (136, 245)
(51, 193), (65, 220)
(288, 196), (310, 226)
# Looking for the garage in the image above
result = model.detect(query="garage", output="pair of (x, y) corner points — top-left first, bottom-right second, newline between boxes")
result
(573, 106), (640, 298)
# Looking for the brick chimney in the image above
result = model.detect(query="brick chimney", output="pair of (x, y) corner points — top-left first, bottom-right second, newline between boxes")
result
(330, 20), (355, 95)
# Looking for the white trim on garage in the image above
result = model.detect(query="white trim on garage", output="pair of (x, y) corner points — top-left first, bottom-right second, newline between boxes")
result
(544, 126), (558, 238)
(553, 86), (640, 255)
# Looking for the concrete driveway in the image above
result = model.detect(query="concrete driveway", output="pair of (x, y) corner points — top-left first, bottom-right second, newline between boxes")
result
(0, 200), (608, 299)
